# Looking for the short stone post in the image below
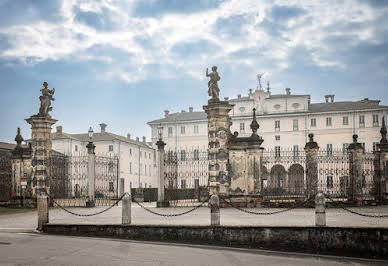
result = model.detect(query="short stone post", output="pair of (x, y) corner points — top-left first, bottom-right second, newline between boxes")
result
(348, 134), (363, 204)
(37, 193), (49, 231)
(315, 192), (326, 227)
(376, 117), (388, 203)
(305, 133), (319, 200)
(210, 194), (220, 226)
(122, 194), (131, 225)
(156, 130), (169, 207)
(86, 139), (96, 207)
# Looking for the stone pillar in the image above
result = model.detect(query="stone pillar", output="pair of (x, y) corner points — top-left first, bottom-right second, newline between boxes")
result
(315, 191), (326, 227)
(304, 133), (319, 199)
(203, 101), (234, 195)
(86, 141), (96, 207)
(156, 137), (169, 207)
(37, 194), (49, 231)
(210, 194), (220, 226)
(375, 117), (388, 203)
(11, 128), (33, 204)
(348, 134), (363, 203)
(25, 115), (57, 196)
(122, 194), (131, 225)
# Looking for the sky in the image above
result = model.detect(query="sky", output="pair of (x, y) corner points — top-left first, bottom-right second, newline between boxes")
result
(1, 0), (388, 143)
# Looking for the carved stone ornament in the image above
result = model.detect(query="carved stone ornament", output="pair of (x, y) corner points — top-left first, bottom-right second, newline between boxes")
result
(39, 81), (55, 117)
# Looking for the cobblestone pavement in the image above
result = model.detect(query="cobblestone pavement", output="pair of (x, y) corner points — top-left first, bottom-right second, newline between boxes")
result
(0, 203), (388, 230)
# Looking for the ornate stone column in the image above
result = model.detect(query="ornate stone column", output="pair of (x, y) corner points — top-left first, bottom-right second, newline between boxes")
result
(304, 133), (319, 199)
(348, 134), (363, 203)
(203, 100), (234, 195)
(156, 130), (169, 207)
(375, 117), (388, 204)
(86, 139), (96, 207)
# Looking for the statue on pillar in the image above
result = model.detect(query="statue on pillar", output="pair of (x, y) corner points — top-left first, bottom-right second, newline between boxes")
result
(206, 66), (220, 100)
(39, 81), (55, 117)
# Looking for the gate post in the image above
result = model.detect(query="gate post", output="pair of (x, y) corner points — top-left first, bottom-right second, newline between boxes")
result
(315, 191), (326, 227)
(122, 193), (131, 225)
(348, 134), (363, 204)
(37, 193), (49, 231)
(156, 127), (169, 207)
(304, 133), (319, 200)
(210, 194), (220, 226)
(376, 117), (388, 204)
(86, 128), (96, 207)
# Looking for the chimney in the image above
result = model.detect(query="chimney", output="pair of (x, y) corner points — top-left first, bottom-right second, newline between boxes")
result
(164, 110), (169, 117)
(142, 136), (146, 142)
(249, 89), (252, 95)
(224, 97), (229, 101)
(324, 95), (329, 103)
(99, 123), (107, 133)
(237, 94), (241, 99)
(285, 88), (291, 95)
(330, 95), (335, 103)
(127, 133), (131, 139)
(181, 110), (186, 113)
(56, 126), (62, 133)
(136, 137), (139, 142)
(189, 107), (193, 112)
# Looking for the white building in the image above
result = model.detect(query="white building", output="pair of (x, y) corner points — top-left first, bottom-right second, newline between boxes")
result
(148, 87), (388, 169)
(51, 123), (157, 192)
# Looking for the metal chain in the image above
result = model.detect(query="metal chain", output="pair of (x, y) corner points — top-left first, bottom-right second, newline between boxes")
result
(336, 203), (388, 218)
(43, 189), (128, 217)
(219, 195), (312, 215)
(132, 196), (211, 217)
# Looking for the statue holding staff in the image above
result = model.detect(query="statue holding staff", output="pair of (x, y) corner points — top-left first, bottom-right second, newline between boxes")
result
(206, 66), (220, 100)
(38, 81), (55, 117)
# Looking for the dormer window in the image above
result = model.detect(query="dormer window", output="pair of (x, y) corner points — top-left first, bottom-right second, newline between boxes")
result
(239, 107), (245, 112)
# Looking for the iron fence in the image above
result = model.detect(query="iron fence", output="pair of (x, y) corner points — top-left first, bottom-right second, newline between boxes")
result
(0, 152), (12, 202)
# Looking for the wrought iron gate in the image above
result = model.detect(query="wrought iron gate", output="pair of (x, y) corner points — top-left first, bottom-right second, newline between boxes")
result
(0, 152), (12, 203)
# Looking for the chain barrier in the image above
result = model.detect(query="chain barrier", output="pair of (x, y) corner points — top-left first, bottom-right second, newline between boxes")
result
(43, 189), (128, 217)
(132, 196), (211, 217)
(219, 195), (313, 215)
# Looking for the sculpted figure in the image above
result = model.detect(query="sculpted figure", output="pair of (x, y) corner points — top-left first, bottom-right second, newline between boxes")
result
(39, 81), (55, 117)
(206, 66), (220, 100)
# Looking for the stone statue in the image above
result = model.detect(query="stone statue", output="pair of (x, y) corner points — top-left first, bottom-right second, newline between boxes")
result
(206, 66), (220, 100)
(257, 73), (265, 90)
(39, 81), (55, 117)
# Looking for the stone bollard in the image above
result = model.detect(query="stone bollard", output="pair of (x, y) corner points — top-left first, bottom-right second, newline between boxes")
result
(37, 194), (49, 231)
(210, 194), (220, 226)
(315, 192), (326, 227)
(122, 194), (131, 225)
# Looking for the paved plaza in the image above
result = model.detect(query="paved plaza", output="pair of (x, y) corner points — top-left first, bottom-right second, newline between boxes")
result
(1, 204), (388, 231)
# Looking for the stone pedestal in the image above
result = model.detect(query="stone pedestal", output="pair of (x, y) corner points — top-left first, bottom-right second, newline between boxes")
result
(25, 115), (57, 196)
(156, 138), (169, 207)
(203, 100), (234, 195)
(122, 194), (131, 225)
(348, 134), (363, 203)
(210, 194), (220, 226)
(37, 194), (49, 231)
(315, 192), (326, 227)
(305, 134), (319, 199)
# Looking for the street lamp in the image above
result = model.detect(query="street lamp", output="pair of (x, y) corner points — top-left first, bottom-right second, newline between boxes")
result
(156, 125), (166, 150)
(86, 127), (95, 154)
(88, 126), (94, 140)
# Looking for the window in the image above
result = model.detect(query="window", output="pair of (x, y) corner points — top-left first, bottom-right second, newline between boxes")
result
(181, 126), (185, 134)
(194, 179), (199, 189)
(194, 125), (199, 134)
(326, 176), (333, 189)
(129, 162), (132, 174)
(194, 149), (199, 160)
(109, 145), (113, 152)
(327, 144), (333, 156)
(129, 148), (132, 156)
(359, 115), (365, 127)
(140, 163), (142, 175)
(293, 119), (298, 131)
(373, 114), (379, 127)
(167, 150), (174, 161)
(373, 142), (378, 152)
(181, 179), (186, 189)
(240, 122), (245, 133)
(149, 165), (151, 176)
(343, 116), (349, 125)
(145, 164), (147, 176)
(326, 117), (332, 126)
(311, 118), (316, 127)
(109, 181), (114, 192)
(180, 150), (186, 161)
(168, 127), (173, 137)
(75, 145), (78, 152)
(275, 146), (281, 157)
(361, 143), (365, 153)
(275, 135), (280, 141)
(275, 120), (280, 131)
(293, 145), (299, 157)
(149, 153), (151, 159)
(342, 143), (349, 154)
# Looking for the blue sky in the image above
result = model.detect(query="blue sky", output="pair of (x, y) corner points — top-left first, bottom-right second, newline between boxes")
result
(1, 0), (388, 143)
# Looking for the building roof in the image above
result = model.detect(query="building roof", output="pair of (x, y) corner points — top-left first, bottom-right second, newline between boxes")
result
(268, 94), (309, 99)
(52, 131), (152, 149)
(148, 99), (388, 124)
(0, 142), (18, 151)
